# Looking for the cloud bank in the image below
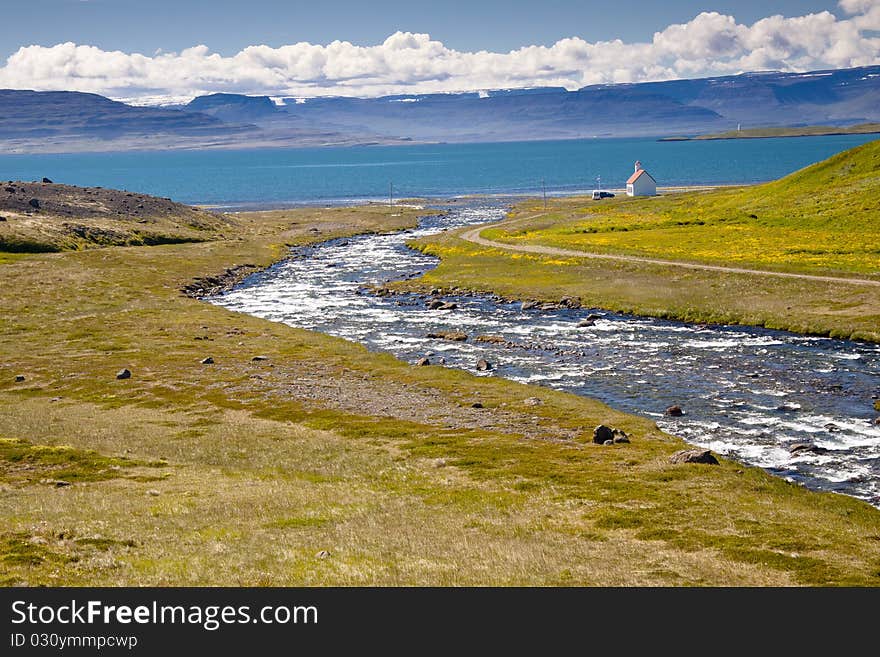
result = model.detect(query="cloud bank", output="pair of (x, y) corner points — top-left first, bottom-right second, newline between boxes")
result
(1, 1), (879, 104)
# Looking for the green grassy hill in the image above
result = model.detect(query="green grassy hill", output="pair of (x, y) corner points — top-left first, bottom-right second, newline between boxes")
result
(482, 138), (880, 276)
(408, 139), (880, 340)
(0, 182), (234, 252)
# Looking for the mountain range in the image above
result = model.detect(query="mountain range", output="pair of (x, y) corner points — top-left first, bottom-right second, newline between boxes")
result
(2, 65), (879, 153)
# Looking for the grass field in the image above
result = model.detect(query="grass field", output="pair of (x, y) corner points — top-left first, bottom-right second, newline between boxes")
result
(676, 123), (880, 140)
(2, 193), (880, 586)
(405, 139), (880, 341)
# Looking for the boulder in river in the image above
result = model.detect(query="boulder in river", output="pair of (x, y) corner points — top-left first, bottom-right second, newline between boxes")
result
(577, 319), (595, 328)
(669, 449), (719, 465)
(476, 358), (492, 371)
(426, 331), (468, 341)
(116, 368), (131, 380)
(789, 442), (830, 455)
(521, 301), (540, 311)
(665, 405), (684, 417)
(416, 357), (431, 366)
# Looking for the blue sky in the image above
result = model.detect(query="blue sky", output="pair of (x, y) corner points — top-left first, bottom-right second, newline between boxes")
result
(0, 0), (847, 57)
(0, 0), (877, 102)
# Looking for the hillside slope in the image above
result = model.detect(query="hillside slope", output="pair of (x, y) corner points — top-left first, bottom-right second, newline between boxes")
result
(0, 181), (233, 252)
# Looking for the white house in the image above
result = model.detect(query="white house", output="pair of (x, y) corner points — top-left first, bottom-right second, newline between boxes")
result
(626, 161), (657, 197)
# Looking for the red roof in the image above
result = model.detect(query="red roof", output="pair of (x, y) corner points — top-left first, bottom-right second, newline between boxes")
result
(627, 169), (655, 185)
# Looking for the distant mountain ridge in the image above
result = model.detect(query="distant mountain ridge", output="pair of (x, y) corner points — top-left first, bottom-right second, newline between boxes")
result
(2, 65), (879, 153)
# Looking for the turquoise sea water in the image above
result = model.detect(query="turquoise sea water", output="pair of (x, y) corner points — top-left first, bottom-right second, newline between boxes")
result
(0, 134), (876, 206)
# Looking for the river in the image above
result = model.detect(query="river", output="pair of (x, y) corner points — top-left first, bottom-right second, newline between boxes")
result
(210, 199), (880, 508)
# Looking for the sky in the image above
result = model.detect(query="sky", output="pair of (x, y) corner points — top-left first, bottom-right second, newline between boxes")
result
(0, 0), (878, 103)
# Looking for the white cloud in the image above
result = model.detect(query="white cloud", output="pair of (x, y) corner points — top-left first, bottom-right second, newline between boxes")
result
(1, 5), (879, 104)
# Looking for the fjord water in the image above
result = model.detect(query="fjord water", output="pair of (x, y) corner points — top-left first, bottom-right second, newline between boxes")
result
(212, 200), (880, 507)
(1, 133), (878, 206)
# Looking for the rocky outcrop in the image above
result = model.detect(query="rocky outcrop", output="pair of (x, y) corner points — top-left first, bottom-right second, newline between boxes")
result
(669, 449), (719, 465)
(592, 425), (631, 445)
(182, 264), (260, 298)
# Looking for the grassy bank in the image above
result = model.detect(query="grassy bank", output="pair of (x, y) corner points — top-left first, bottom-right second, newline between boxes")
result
(2, 197), (880, 586)
(404, 139), (880, 341)
(663, 123), (880, 141)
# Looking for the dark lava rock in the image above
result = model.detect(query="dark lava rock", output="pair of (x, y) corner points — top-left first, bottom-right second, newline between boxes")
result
(42, 177), (53, 183)
(593, 424), (614, 444)
(251, 355), (269, 362)
(115, 368), (131, 380)
(789, 442), (830, 455)
(14, 374), (25, 382)
(28, 198), (40, 209)
(669, 449), (719, 465)
(416, 357), (431, 366)
(201, 357), (215, 365)
(0, 216), (6, 221)
(471, 402), (484, 409)
(476, 358), (492, 371)
(665, 405), (684, 417)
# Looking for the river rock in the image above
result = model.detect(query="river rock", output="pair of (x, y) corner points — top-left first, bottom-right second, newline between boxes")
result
(665, 405), (684, 417)
(585, 313), (603, 321)
(476, 358), (492, 371)
(201, 357), (214, 365)
(521, 301), (540, 311)
(14, 374), (25, 382)
(116, 368), (131, 380)
(438, 301), (457, 310)
(426, 331), (468, 341)
(577, 319), (595, 327)
(426, 299), (445, 309)
(475, 334), (507, 344)
(789, 442), (830, 455)
(874, 417), (880, 426)
(593, 425), (614, 444)
(669, 449), (719, 465)
(416, 357), (431, 366)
